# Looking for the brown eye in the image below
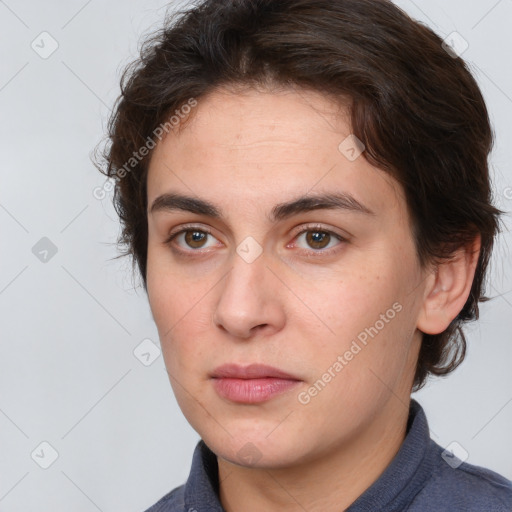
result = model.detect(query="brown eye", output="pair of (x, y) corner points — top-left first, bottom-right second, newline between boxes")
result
(166, 227), (219, 252)
(305, 230), (331, 249)
(184, 230), (208, 249)
(291, 226), (346, 256)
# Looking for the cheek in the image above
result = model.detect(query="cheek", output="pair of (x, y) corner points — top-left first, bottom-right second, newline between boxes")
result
(302, 249), (418, 380)
(147, 243), (202, 330)
(146, 249), (215, 369)
(147, 270), (213, 418)
(307, 267), (397, 342)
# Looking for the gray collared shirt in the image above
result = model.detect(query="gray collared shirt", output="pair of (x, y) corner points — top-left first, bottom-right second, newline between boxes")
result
(144, 399), (512, 511)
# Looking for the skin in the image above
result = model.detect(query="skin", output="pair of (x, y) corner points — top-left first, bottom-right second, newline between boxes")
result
(145, 85), (480, 512)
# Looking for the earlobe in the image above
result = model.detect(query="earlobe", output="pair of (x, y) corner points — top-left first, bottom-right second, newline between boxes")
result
(416, 235), (481, 335)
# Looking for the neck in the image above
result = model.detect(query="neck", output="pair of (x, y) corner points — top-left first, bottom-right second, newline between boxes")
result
(217, 396), (411, 512)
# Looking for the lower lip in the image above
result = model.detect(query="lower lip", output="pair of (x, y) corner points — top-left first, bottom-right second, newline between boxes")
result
(212, 377), (301, 403)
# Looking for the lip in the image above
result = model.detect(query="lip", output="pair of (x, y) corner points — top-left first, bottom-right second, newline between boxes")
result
(210, 363), (302, 404)
(211, 363), (300, 380)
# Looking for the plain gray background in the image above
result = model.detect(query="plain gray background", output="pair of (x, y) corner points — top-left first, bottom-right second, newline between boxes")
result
(0, 0), (511, 510)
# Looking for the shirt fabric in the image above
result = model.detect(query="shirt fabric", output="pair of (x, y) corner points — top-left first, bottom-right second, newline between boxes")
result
(144, 399), (512, 511)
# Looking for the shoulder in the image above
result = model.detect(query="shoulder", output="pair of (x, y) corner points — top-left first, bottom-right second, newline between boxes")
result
(411, 440), (512, 512)
(142, 484), (186, 512)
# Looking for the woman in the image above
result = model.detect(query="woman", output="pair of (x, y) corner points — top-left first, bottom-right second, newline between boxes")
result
(98, 0), (512, 510)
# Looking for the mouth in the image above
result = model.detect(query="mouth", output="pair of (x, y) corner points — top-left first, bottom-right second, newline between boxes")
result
(210, 363), (302, 404)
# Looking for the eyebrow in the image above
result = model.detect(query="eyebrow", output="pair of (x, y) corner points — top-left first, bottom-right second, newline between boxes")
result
(149, 191), (375, 221)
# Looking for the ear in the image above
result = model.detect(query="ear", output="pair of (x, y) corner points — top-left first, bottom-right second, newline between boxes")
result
(417, 234), (481, 335)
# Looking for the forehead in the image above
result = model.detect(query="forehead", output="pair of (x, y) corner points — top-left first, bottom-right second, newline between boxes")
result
(147, 86), (405, 223)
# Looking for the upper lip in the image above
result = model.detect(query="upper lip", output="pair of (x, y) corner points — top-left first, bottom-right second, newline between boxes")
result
(211, 363), (301, 380)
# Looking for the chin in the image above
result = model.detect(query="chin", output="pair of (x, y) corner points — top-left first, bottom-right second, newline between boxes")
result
(200, 424), (313, 469)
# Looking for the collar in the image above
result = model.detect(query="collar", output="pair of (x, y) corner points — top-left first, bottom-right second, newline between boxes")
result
(183, 399), (434, 511)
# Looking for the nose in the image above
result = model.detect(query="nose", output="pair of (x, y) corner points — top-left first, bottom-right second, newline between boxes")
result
(212, 250), (286, 340)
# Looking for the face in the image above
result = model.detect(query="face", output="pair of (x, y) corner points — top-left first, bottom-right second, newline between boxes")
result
(146, 86), (428, 469)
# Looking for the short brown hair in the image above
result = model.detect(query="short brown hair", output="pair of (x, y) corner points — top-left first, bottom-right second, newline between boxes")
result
(96, 0), (503, 390)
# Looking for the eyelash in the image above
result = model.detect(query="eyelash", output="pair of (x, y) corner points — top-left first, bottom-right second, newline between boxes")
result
(164, 223), (347, 259)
